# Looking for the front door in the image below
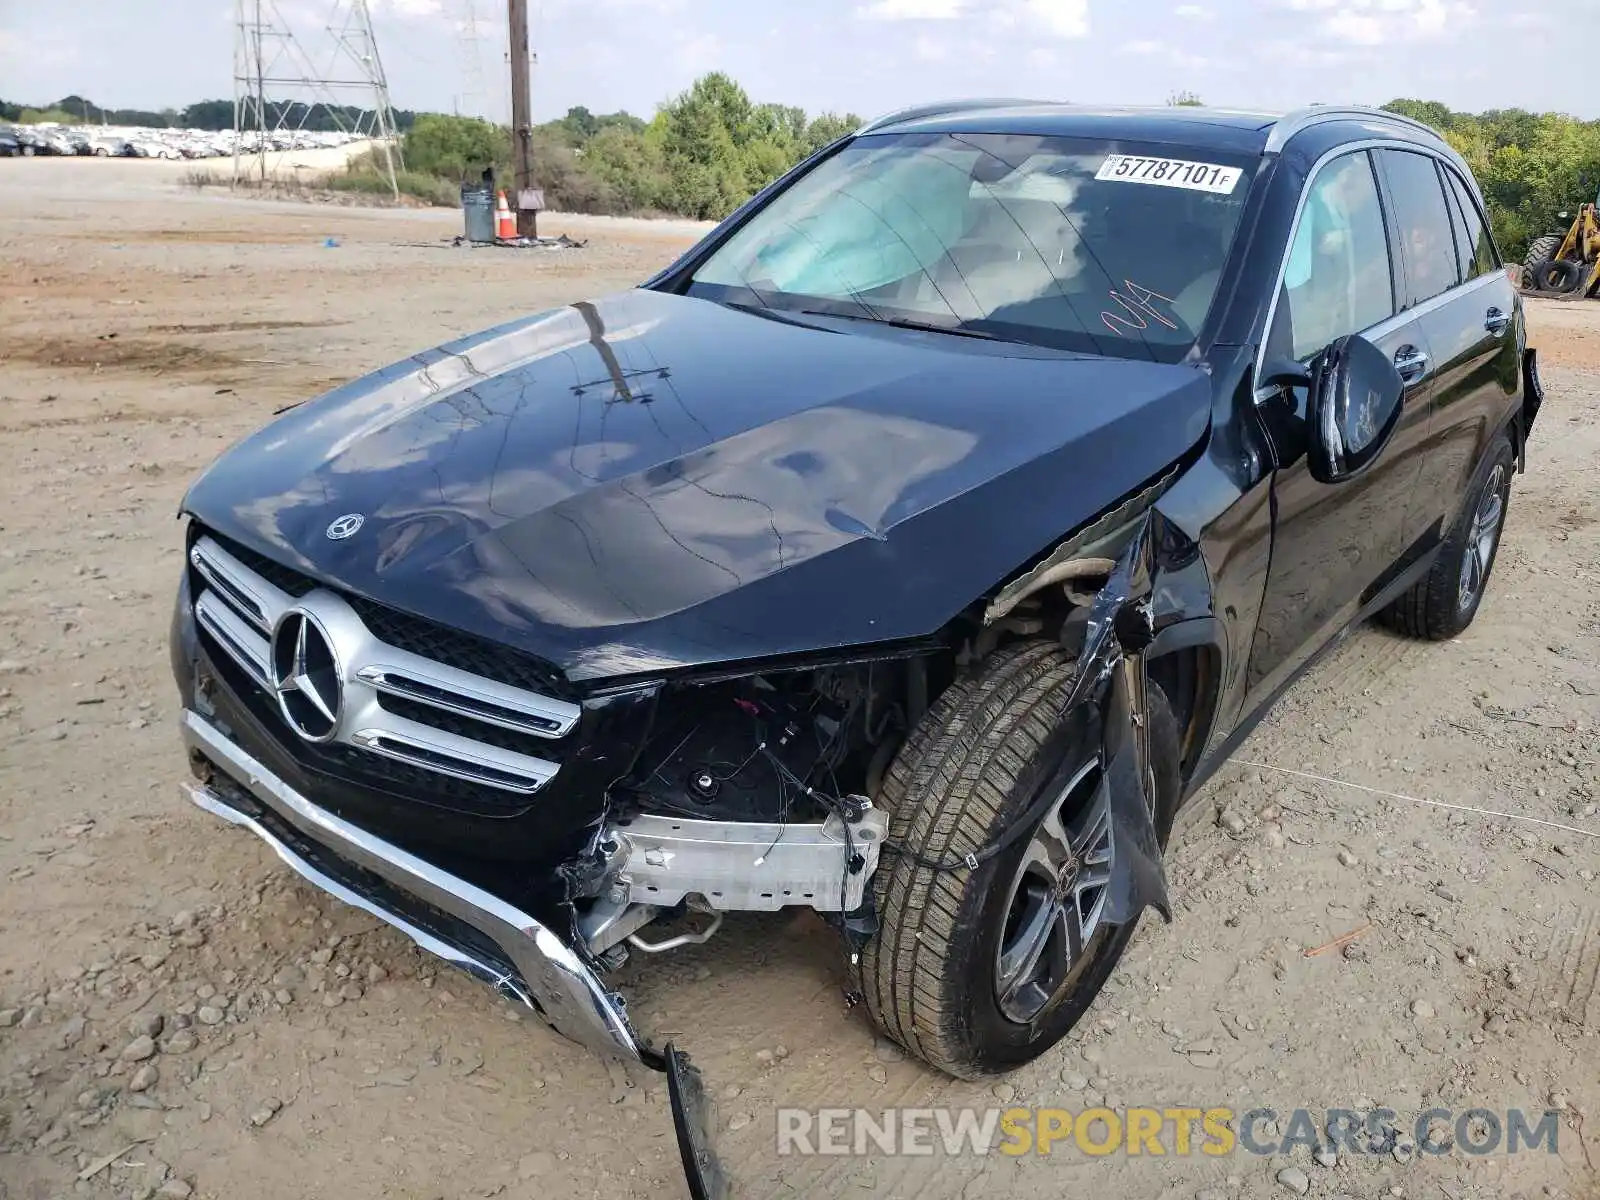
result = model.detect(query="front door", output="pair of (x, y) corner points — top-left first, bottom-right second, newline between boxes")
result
(1244, 148), (1430, 701)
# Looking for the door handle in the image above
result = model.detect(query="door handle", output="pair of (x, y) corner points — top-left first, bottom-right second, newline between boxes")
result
(1484, 307), (1511, 335)
(1393, 345), (1430, 382)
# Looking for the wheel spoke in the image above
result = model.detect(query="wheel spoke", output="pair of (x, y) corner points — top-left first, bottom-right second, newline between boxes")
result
(1067, 781), (1112, 863)
(1056, 897), (1086, 965)
(997, 888), (1058, 1005)
(1034, 803), (1074, 873)
(1458, 472), (1505, 609)
(992, 758), (1108, 1023)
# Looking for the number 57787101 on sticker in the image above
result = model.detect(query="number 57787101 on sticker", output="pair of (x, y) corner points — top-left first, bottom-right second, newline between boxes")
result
(1095, 154), (1243, 194)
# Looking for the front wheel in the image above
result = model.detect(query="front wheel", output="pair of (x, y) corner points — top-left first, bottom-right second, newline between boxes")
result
(1381, 433), (1514, 640)
(858, 640), (1180, 1078)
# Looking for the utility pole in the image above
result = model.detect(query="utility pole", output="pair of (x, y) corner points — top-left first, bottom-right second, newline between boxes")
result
(507, 0), (537, 238)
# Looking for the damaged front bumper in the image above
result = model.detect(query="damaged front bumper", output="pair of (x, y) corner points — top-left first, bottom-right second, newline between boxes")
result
(179, 709), (729, 1198)
(181, 709), (646, 1061)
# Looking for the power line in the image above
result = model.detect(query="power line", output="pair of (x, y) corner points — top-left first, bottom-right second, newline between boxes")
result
(232, 0), (403, 196)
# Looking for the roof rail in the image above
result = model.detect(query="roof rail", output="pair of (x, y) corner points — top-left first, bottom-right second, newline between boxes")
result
(1264, 104), (1444, 153)
(856, 98), (1048, 136)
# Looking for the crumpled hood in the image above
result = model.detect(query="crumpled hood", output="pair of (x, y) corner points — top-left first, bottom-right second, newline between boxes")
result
(184, 289), (1210, 680)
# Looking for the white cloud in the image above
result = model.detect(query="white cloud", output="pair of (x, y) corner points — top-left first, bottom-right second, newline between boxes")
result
(1320, 11), (1385, 42)
(1121, 37), (1211, 70)
(1278, 0), (1472, 42)
(858, 0), (1087, 38)
(1173, 3), (1216, 17)
(676, 31), (726, 74)
(1021, 0), (1089, 38)
(912, 33), (953, 61)
(374, 0), (444, 16)
(857, 0), (964, 18)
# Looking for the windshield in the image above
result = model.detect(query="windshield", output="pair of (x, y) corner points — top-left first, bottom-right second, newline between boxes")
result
(688, 132), (1258, 361)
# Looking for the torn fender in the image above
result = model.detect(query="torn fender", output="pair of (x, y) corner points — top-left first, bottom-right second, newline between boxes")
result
(1060, 508), (1174, 927)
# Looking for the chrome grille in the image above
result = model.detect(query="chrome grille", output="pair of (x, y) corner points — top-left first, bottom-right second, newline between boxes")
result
(188, 535), (579, 795)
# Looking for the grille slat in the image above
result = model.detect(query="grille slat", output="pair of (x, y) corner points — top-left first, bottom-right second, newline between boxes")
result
(375, 691), (562, 759)
(345, 595), (567, 697)
(187, 527), (578, 804)
(193, 593), (271, 686)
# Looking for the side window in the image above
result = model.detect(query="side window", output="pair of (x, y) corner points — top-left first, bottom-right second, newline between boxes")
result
(1445, 169), (1499, 277)
(1442, 171), (1478, 282)
(1379, 149), (1461, 306)
(1280, 151), (1396, 361)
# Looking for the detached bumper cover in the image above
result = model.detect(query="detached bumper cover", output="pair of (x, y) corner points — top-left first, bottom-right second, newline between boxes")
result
(179, 709), (648, 1065)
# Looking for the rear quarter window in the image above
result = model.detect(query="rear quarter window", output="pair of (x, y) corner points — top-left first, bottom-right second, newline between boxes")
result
(1378, 149), (1462, 307)
(1444, 169), (1499, 278)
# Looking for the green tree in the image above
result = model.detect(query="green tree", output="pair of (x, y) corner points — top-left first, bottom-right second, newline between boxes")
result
(1382, 99), (1600, 261)
(403, 114), (509, 181)
(582, 126), (670, 211)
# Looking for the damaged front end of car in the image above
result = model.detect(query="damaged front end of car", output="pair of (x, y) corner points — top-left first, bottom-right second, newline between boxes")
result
(173, 480), (1196, 1200)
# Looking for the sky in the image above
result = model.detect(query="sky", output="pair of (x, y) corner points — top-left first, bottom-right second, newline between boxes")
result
(0, 0), (1593, 125)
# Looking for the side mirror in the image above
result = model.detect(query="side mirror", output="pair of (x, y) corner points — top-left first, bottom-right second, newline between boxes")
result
(1306, 334), (1405, 484)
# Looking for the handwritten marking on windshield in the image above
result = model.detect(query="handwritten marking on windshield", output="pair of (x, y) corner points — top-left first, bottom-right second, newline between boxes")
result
(1102, 280), (1179, 337)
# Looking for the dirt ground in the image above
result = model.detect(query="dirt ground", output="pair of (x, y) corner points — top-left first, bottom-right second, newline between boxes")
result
(1, 157), (1597, 1200)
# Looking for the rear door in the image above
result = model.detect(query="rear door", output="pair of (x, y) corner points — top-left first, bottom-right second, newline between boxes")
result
(1244, 149), (1431, 700)
(1379, 151), (1521, 536)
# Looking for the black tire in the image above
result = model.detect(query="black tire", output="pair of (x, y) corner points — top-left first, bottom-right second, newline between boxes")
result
(1380, 433), (1514, 640)
(859, 640), (1180, 1078)
(1537, 259), (1585, 295)
(1523, 234), (1563, 271)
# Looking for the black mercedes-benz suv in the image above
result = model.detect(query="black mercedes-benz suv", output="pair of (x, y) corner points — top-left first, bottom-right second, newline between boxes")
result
(170, 101), (1541, 1193)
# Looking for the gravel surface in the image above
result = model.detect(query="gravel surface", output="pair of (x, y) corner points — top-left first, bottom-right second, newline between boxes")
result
(1, 167), (1596, 1200)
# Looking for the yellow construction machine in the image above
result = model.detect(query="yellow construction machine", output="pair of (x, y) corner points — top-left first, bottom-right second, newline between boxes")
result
(1520, 190), (1600, 299)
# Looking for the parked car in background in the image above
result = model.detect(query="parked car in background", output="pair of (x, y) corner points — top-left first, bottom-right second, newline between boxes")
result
(12, 127), (50, 156)
(0, 128), (21, 157)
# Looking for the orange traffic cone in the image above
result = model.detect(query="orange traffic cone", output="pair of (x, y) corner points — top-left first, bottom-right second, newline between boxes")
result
(495, 190), (516, 239)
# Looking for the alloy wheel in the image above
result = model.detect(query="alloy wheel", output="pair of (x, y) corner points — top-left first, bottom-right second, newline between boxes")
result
(1457, 463), (1506, 612)
(993, 759), (1111, 1024)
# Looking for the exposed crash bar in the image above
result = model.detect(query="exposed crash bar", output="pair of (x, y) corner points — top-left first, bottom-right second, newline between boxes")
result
(178, 710), (649, 1065)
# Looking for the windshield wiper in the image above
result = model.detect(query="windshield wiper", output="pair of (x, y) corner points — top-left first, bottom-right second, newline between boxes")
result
(798, 309), (1019, 344)
(722, 300), (832, 330)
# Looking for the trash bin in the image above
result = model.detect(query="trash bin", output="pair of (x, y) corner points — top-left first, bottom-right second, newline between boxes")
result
(461, 185), (495, 243)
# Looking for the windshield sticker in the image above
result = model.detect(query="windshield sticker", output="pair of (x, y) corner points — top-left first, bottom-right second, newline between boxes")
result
(1095, 155), (1243, 194)
(1102, 280), (1179, 337)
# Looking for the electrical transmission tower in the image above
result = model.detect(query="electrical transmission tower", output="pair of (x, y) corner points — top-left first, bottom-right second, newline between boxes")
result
(454, 0), (489, 120)
(232, 0), (403, 197)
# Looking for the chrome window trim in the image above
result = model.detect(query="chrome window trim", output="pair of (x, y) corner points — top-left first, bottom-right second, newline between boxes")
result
(1253, 138), (1493, 405)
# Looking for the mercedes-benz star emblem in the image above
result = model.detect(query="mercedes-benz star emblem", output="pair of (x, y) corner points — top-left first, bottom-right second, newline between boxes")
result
(325, 513), (364, 540)
(270, 611), (342, 742)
